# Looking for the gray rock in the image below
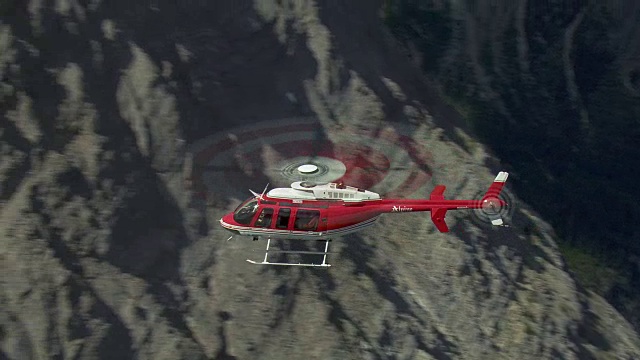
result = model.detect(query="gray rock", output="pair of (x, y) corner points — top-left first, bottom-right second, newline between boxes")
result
(1, 1), (638, 359)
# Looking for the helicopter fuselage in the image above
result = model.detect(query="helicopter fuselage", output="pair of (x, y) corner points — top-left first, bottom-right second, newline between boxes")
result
(220, 172), (509, 239)
(219, 173), (509, 267)
(219, 194), (483, 240)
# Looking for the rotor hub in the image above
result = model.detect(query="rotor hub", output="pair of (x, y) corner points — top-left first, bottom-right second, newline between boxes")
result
(481, 197), (502, 214)
(297, 164), (319, 174)
(269, 156), (347, 184)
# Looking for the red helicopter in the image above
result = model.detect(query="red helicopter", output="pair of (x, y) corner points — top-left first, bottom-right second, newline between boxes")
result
(220, 168), (509, 267)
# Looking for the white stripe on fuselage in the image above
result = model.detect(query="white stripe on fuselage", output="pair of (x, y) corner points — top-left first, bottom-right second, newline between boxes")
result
(219, 216), (380, 239)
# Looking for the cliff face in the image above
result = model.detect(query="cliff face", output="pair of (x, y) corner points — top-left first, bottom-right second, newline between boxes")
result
(1, 1), (639, 359)
(384, 0), (640, 332)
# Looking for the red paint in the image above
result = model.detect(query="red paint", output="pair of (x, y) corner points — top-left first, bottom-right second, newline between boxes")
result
(220, 174), (508, 237)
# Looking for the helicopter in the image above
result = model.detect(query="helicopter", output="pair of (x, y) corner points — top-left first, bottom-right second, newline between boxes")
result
(220, 166), (509, 267)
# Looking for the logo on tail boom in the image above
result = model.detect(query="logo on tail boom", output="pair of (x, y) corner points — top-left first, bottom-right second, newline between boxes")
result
(392, 205), (413, 212)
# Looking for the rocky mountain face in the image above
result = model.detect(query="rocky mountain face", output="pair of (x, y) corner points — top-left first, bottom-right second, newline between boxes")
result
(1, 1), (639, 359)
(384, 0), (640, 332)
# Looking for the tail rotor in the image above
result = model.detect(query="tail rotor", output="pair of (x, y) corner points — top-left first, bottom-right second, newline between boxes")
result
(473, 172), (513, 228)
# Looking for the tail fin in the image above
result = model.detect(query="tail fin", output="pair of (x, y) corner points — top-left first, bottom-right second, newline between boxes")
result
(481, 171), (509, 226)
(484, 171), (509, 198)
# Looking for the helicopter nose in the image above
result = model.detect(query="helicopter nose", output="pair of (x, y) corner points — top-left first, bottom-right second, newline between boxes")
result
(220, 213), (238, 230)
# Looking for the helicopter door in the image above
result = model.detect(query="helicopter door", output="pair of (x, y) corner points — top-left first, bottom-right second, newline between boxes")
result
(275, 208), (291, 229)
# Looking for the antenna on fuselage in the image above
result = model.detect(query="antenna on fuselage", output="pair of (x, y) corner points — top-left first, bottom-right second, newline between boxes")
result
(260, 183), (269, 199)
(249, 183), (270, 200)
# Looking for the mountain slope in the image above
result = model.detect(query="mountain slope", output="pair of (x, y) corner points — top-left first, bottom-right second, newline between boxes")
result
(383, 0), (640, 331)
(1, 1), (639, 359)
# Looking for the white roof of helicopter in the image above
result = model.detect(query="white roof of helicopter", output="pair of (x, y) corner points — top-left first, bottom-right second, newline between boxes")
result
(267, 181), (381, 201)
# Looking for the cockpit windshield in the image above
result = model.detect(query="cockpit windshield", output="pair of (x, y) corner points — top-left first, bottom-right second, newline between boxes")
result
(233, 198), (259, 225)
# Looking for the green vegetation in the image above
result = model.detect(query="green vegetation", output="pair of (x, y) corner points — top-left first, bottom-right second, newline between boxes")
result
(384, 0), (452, 71)
(0, 0), (17, 16)
(559, 242), (621, 291)
(384, 1), (640, 329)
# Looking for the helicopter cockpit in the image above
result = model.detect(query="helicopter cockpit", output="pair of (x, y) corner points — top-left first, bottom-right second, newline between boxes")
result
(233, 198), (259, 225)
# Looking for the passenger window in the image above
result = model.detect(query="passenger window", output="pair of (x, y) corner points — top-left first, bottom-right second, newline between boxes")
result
(254, 208), (274, 228)
(276, 208), (291, 229)
(294, 210), (320, 231)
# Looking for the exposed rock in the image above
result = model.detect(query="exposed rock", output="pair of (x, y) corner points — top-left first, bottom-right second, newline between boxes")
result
(1, 1), (639, 359)
(385, 0), (640, 333)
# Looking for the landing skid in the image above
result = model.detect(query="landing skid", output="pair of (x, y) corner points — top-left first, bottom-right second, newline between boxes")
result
(246, 238), (332, 267)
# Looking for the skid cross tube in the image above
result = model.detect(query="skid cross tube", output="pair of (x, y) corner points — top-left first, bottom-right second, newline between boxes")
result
(246, 238), (332, 267)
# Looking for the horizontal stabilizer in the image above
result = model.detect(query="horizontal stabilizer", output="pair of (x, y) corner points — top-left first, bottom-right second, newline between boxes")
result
(431, 208), (449, 232)
(430, 185), (446, 200)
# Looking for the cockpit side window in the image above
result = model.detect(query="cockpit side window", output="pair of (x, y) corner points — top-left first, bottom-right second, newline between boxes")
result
(233, 198), (259, 225)
(254, 208), (274, 228)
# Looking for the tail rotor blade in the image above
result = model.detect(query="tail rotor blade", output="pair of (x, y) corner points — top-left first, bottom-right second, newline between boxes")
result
(488, 214), (504, 226)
